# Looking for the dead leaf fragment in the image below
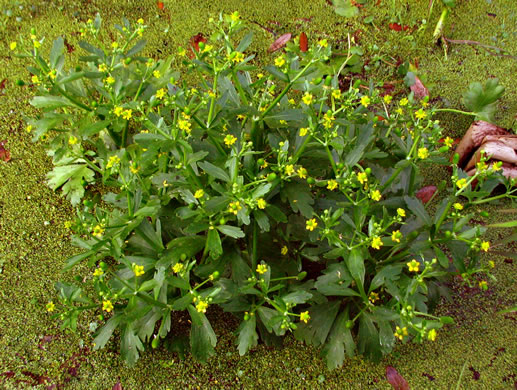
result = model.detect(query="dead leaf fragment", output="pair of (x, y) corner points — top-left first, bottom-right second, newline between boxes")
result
(416, 185), (437, 204)
(410, 76), (429, 99)
(188, 33), (207, 59)
(113, 381), (123, 390)
(157, 1), (164, 10)
(299, 32), (308, 52)
(0, 140), (11, 162)
(269, 33), (291, 52)
(386, 366), (410, 390)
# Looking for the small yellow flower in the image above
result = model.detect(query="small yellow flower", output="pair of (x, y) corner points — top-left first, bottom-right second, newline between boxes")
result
(153, 70), (161, 78)
(178, 119), (192, 134)
(92, 224), (105, 238)
(395, 326), (408, 341)
(370, 189), (381, 202)
(297, 167), (307, 179)
(481, 241), (490, 252)
(132, 263), (145, 277)
(257, 198), (267, 209)
(371, 236), (382, 250)
(300, 311), (310, 323)
(360, 95), (371, 107)
(178, 47), (187, 57)
(46, 301), (55, 312)
(399, 98), (409, 106)
(357, 171), (368, 185)
(274, 56), (286, 67)
(443, 137), (454, 148)
(369, 292), (379, 304)
(288, 98), (296, 105)
(137, 18), (144, 24)
(256, 264), (268, 274)
(93, 268), (104, 277)
(418, 147), (429, 160)
(397, 208), (406, 218)
(479, 280), (488, 290)
(196, 299), (208, 313)
(257, 73), (264, 79)
(306, 218), (318, 231)
(98, 64), (108, 72)
(327, 180), (338, 191)
(10, 42), (17, 51)
(232, 51), (244, 63)
(279, 119), (287, 125)
(113, 106), (124, 117)
(230, 11), (240, 22)
(415, 109), (427, 120)
(130, 163), (139, 174)
(194, 189), (204, 199)
(383, 95), (393, 104)
(453, 203), (463, 210)
(299, 127), (309, 137)
(156, 88), (167, 99)
(163, 180), (169, 187)
(332, 89), (342, 100)
(456, 178), (467, 189)
(427, 328), (437, 341)
(391, 230), (402, 243)
(285, 164), (295, 176)
(224, 134), (237, 146)
(259, 159), (268, 169)
(281, 245), (288, 255)
(68, 135), (78, 145)
(33, 40), (41, 49)
(172, 262), (184, 274)
(228, 201), (242, 215)
(31, 75), (40, 85)
(103, 300), (114, 312)
(111, 42), (119, 49)
(122, 109), (132, 120)
(105, 76), (115, 85)
(106, 155), (121, 169)
(407, 259), (420, 272)
(26, 125), (33, 133)
(318, 39), (328, 48)
(395, 107), (403, 115)
(302, 92), (314, 106)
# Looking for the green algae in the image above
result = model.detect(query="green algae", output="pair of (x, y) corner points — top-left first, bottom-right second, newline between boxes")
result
(0, 0), (516, 388)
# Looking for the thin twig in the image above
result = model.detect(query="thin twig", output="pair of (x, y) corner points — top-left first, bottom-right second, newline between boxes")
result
(443, 37), (517, 60)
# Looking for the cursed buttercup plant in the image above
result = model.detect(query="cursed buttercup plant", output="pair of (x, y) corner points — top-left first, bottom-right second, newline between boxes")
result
(18, 13), (504, 368)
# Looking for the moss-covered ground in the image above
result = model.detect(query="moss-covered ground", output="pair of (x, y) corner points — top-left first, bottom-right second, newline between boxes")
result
(0, 0), (516, 388)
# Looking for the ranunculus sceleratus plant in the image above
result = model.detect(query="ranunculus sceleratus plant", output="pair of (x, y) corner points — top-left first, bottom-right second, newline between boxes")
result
(16, 12), (504, 368)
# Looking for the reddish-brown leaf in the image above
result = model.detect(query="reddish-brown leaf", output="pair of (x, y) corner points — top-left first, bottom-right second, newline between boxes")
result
(416, 185), (437, 204)
(0, 78), (7, 96)
(386, 366), (410, 390)
(269, 33), (291, 52)
(410, 76), (429, 99)
(0, 140), (11, 162)
(64, 38), (75, 54)
(389, 23), (409, 32)
(188, 33), (207, 59)
(113, 382), (123, 390)
(299, 32), (308, 52)
(157, 1), (164, 10)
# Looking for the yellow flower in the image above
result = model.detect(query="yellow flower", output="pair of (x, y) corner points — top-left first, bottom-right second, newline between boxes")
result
(443, 136), (453, 148)
(306, 218), (318, 231)
(357, 171), (368, 184)
(370, 189), (381, 202)
(407, 259), (420, 272)
(230, 11), (240, 22)
(10, 42), (17, 51)
(232, 51), (244, 63)
(383, 95), (393, 104)
(318, 39), (328, 48)
(46, 301), (55, 312)
(224, 134), (237, 146)
(453, 203), (463, 210)
(456, 178), (467, 189)
(274, 56), (286, 67)
(259, 159), (268, 169)
(178, 47), (187, 57)
(371, 236), (382, 250)
(391, 230), (402, 243)
(281, 245), (288, 255)
(479, 280), (488, 290)
(427, 328), (437, 341)
(153, 70), (161, 78)
(322, 111), (335, 129)
(228, 201), (242, 215)
(332, 89), (342, 100)
(300, 311), (310, 323)
(26, 125), (33, 133)
(302, 92), (314, 106)
(395, 107), (403, 115)
(360, 96), (371, 107)
(172, 262), (184, 274)
(415, 109), (427, 120)
(103, 300), (114, 312)
(92, 224), (105, 238)
(113, 106), (124, 117)
(256, 264), (268, 274)
(178, 119), (192, 134)
(93, 268), (104, 277)
(111, 42), (119, 49)
(481, 241), (490, 252)
(31, 75), (40, 85)
(194, 189), (204, 199)
(489, 260), (495, 268)
(399, 98), (409, 106)
(327, 180), (338, 191)
(130, 163), (139, 174)
(369, 292), (379, 304)
(98, 63), (108, 72)
(68, 135), (78, 145)
(417, 147), (429, 160)
(137, 18), (144, 24)
(33, 40), (41, 49)
(201, 44), (213, 53)
(196, 299), (208, 313)
(257, 198), (267, 209)
(106, 155), (121, 169)
(395, 326), (408, 340)
(397, 208), (406, 217)
(105, 76), (115, 85)
(122, 109), (132, 120)
(156, 88), (167, 99)
(297, 167), (307, 179)
(257, 73), (264, 79)
(285, 164), (295, 176)
(132, 263), (145, 277)
(288, 98), (296, 105)
(299, 127), (309, 137)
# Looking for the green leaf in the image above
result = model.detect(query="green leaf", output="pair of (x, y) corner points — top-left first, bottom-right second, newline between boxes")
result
(216, 225), (245, 238)
(315, 263), (358, 296)
(378, 320), (395, 354)
(488, 219), (517, 228)
(357, 313), (381, 361)
(236, 316), (258, 356)
(171, 293), (194, 310)
(121, 324), (145, 366)
(47, 164), (95, 205)
(126, 39), (147, 57)
(79, 119), (110, 137)
(251, 183), (272, 200)
(333, 0), (359, 17)
(321, 310), (355, 369)
(462, 78), (505, 122)
(264, 65), (289, 82)
(198, 161), (230, 182)
(63, 250), (95, 271)
(281, 290), (313, 305)
(283, 182), (314, 218)
(190, 312), (217, 363)
(93, 314), (123, 350)
(370, 265), (403, 291)
(345, 124), (374, 166)
(236, 32), (254, 52)
(293, 301), (340, 347)
(50, 37), (64, 70)
(254, 210), (270, 232)
(265, 204), (287, 223)
(346, 248), (365, 288)
(206, 228), (223, 259)
(31, 96), (76, 110)
(405, 196), (432, 226)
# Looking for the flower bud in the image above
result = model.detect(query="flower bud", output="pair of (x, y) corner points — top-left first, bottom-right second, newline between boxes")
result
(297, 271), (307, 281)
(180, 253), (187, 261)
(324, 76), (332, 87)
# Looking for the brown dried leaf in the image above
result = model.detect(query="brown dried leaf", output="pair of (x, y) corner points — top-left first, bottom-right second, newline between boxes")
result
(416, 185), (437, 204)
(188, 33), (207, 59)
(113, 382), (123, 390)
(0, 140), (11, 162)
(410, 76), (429, 99)
(269, 33), (291, 52)
(299, 32), (308, 52)
(386, 366), (410, 390)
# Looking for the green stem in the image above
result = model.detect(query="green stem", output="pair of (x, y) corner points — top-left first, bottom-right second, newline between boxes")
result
(434, 108), (477, 117)
(251, 221), (258, 270)
(232, 69), (248, 106)
(293, 134), (313, 162)
(325, 144), (338, 176)
(207, 69), (218, 127)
